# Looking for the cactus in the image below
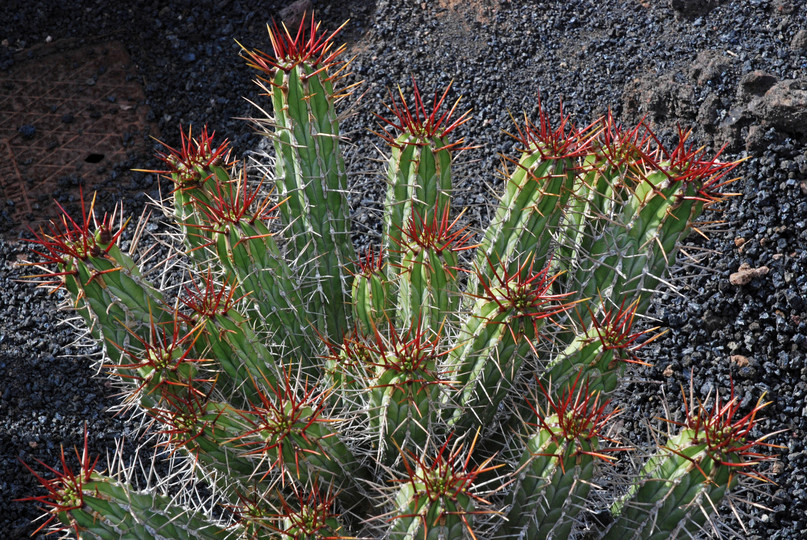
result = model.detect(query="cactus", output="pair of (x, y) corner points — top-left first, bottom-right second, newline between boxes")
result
(22, 17), (779, 539)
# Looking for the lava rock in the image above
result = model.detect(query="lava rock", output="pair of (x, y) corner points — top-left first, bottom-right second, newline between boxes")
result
(738, 70), (779, 103)
(750, 78), (807, 136)
(670, 0), (722, 17)
(688, 49), (735, 87)
(792, 29), (807, 54)
(278, 0), (313, 31)
(622, 73), (696, 126)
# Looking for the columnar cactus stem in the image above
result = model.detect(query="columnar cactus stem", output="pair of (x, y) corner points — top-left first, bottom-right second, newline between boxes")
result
(243, 18), (356, 342)
(605, 383), (779, 540)
(467, 109), (585, 300)
(377, 81), (469, 281)
(554, 117), (738, 323)
(388, 433), (498, 540)
(27, 196), (165, 365)
(350, 247), (391, 333)
(363, 321), (448, 463)
(394, 205), (474, 329)
(541, 298), (658, 397)
(444, 257), (573, 430)
(499, 378), (622, 539)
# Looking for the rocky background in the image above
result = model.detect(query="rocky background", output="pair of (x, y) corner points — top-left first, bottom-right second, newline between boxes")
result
(1, 0), (805, 537)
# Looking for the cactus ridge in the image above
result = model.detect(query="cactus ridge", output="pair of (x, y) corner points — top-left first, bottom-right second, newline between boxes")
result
(21, 15), (780, 540)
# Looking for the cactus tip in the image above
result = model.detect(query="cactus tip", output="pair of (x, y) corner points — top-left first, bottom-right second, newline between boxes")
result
(16, 425), (99, 536)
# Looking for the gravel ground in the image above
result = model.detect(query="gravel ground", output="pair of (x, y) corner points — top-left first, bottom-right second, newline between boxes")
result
(1, 0), (806, 537)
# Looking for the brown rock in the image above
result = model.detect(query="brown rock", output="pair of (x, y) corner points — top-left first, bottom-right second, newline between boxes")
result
(697, 93), (721, 130)
(738, 70), (778, 103)
(729, 263), (770, 286)
(752, 79), (807, 135)
(689, 50), (734, 86)
(745, 124), (769, 153)
(622, 73), (696, 126)
(279, 0), (313, 32)
(730, 354), (750, 367)
(670, 0), (722, 17)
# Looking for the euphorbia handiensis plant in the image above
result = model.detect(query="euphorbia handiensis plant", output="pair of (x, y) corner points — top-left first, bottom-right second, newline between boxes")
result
(21, 16), (779, 539)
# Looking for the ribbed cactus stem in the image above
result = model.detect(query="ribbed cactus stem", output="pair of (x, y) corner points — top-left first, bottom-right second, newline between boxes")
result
(363, 322), (445, 463)
(543, 333), (623, 396)
(499, 431), (598, 539)
(388, 434), (495, 540)
(377, 81), (467, 281)
(445, 259), (573, 429)
(228, 371), (369, 514)
(500, 381), (620, 539)
(468, 112), (584, 300)
(65, 474), (232, 540)
(605, 432), (737, 540)
(190, 308), (276, 407)
(395, 206), (470, 329)
(351, 248), (391, 333)
(147, 398), (276, 500)
(606, 385), (773, 540)
(210, 218), (312, 361)
(541, 298), (655, 397)
(255, 35), (355, 341)
(556, 119), (737, 325)
(383, 133), (453, 278)
(28, 200), (166, 366)
(369, 374), (439, 465)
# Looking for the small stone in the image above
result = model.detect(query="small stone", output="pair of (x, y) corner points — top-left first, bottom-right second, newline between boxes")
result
(17, 124), (35, 139)
(734, 237), (746, 248)
(662, 365), (674, 378)
(730, 354), (750, 367)
(729, 263), (770, 286)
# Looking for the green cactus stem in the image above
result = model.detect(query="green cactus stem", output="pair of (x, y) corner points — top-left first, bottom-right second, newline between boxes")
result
(605, 381), (781, 540)
(241, 17), (356, 342)
(388, 433), (500, 540)
(498, 376), (625, 539)
(376, 80), (470, 281)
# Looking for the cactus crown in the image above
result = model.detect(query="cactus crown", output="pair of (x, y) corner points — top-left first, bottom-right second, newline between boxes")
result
(21, 15), (778, 540)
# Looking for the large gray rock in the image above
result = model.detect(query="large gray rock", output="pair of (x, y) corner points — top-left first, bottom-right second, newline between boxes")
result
(751, 79), (807, 136)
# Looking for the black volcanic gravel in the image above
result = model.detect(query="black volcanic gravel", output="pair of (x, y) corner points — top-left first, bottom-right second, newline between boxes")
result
(1, 0), (806, 538)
